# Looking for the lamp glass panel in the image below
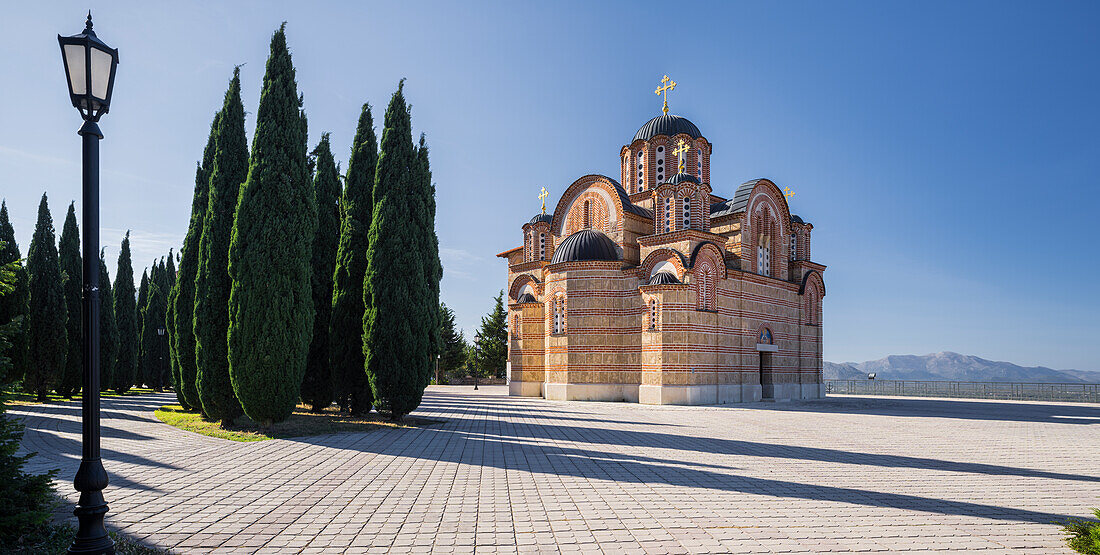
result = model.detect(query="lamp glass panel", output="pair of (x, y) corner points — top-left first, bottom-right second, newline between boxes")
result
(90, 47), (113, 99)
(64, 44), (87, 95)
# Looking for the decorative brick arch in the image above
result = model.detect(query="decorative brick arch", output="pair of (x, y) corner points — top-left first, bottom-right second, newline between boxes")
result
(746, 185), (790, 277)
(800, 270), (825, 326)
(509, 274), (541, 302)
(545, 286), (567, 335)
(551, 175), (625, 236)
(640, 248), (688, 281)
(689, 242), (727, 278)
(564, 191), (610, 236)
(690, 243), (723, 312)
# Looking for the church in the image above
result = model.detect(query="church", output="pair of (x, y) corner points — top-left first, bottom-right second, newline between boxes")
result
(497, 79), (826, 404)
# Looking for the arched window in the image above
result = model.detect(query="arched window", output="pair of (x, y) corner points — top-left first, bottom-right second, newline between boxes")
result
(526, 229), (534, 261)
(511, 313), (521, 339)
(583, 200), (591, 229)
(656, 145), (665, 183)
(696, 263), (717, 311)
(648, 298), (659, 330)
(790, 233), (797, 261)
(664, 196), (673, 233)
(696, 149), (703, 180)
(757, 234), (771, 277)
(552, 294), (566, 335)
(637, 151), (644, 190)
(682, 196), (691, 230)
(539, 233), (547, 261)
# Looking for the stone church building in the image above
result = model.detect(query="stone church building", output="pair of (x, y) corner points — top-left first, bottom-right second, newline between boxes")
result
(497, 108), (826, 404)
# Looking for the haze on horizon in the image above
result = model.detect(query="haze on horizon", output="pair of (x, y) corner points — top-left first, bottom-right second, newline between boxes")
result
(1, 1), (1097, 372)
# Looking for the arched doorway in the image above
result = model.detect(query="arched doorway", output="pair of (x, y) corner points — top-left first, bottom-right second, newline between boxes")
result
(756, 326), (778, 399)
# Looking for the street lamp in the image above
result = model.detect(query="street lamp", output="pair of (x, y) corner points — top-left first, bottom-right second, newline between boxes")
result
(59, 11), (118, 555)
(473, 332), (481, 391)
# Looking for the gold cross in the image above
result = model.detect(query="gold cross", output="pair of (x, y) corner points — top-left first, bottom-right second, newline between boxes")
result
(673, 139), (690, 173)
(654, 75), (677, 115)
(783, 187), (795, 199)
(539, 187), (549, 213)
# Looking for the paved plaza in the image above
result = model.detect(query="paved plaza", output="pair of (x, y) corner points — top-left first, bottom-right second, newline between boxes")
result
(12, 386), (1100, 553)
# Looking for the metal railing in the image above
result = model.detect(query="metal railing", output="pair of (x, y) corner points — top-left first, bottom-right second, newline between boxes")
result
(825, 379), (1100, 403)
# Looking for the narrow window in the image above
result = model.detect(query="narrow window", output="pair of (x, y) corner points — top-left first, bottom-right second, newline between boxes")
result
(539, 233), (546, 260)
(649, 299), (659, 330)
(637, 151), (644, 190)
(790, 233), (797, 261)
(664, 197), (672, 233)
(656, 146), (665, 183)
(583, 200), (591, 229)
(553, 296), (565, 334)
(682, 197), (691, 230)
(696, 149), (703, 180)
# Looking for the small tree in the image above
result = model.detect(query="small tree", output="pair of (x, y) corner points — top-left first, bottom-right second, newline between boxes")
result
(24, 194), (67, 401)
(474, 290), (508, 380)
(136, 268), (150, 385)
(438, 303), (466, 383)
(98, 249), (117, 393)
(57, 202), (82, 398)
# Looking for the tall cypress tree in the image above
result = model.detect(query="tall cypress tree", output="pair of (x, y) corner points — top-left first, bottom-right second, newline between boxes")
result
(195, 68), (248, 426)
(57, 203), (82, 398)
(164, 250), (185, 406)
(170, 111), (219, 414)
(24, 194), (67, 401)
(301, 134), (340, 412)
(112, 232), (138, 393)
(330, 103), (377, 414)
(98, 249), (117, 392)
(413, 134), (442, 390)
(228, 24), (316, 426)
(137, 268), (149, 385)
(0, 202), (28, 384)
(363, 82), (427, 420)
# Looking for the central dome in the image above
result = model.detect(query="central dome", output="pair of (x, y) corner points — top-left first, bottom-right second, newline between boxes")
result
(550, 229), (621, 264)
(632, 114), (702, 143)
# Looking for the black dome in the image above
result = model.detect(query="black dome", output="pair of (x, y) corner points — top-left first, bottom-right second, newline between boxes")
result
(632, 114), (703, 143)
(549, 229), (621, 264)
(517, 292), (537, 303)
(530, 213), (553, 225)
(664, 173), (700, 185)
(647, 271), (680, 285)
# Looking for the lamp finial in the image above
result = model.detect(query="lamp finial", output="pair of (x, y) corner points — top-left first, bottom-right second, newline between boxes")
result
(86, 11), (93, 31)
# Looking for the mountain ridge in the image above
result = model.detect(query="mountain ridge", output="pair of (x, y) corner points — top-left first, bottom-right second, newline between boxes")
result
(823, 352), (1100, 383)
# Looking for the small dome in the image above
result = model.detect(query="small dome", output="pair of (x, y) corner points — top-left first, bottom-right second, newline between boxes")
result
(790, 215), (804, 224)
(549, 229), (621, 264)
(663, 173), (700, 185)
(517, 292), (537, 303)
(530, 213), (553, 225)
(633, 114), (703, 143)
(647, 272), (680, 285)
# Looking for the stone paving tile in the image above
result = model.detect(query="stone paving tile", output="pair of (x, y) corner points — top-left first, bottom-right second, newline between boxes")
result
(11, 387), (1099, 553)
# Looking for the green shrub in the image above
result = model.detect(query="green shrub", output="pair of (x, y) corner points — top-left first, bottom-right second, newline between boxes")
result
(1064, 509), (1100, 554)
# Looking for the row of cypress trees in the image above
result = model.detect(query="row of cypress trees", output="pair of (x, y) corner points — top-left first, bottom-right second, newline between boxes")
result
(167, 24), (440, 425)
(0, 196), (163, 399)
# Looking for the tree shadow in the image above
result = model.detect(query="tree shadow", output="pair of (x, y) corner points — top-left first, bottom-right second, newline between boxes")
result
(764, 395), (1100, 424)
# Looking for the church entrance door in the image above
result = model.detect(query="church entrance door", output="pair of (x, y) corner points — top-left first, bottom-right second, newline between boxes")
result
(759, 352), (774, 400)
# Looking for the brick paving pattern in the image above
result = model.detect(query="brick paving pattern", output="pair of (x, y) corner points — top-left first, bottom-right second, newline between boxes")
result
(12, 386), (1099, 553)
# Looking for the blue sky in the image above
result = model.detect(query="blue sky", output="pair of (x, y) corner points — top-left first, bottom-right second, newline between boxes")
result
(1, 2), (1097, 371)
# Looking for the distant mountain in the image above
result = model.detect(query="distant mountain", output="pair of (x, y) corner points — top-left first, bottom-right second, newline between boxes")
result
(823, 352), (1100, 383)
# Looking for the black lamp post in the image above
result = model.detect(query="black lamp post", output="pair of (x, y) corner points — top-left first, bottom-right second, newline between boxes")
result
(59, 12), (118, 555)
(473, 332), (481, 390)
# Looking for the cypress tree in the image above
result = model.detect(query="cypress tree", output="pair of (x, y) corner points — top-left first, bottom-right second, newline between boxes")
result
(301, 134), (340, 412)
(170, 112), (219, 414)
(195, 68), (248, 426)
(475, 290), (509, 380)
(363, 82), (428, 420)
(137, 268), (149, 385)
(98, 249), (117, 392)
(413, 134), (442, 390)
(112, 232), (138, 393)
(164, 249), (185, 406)
(57, 203), (82, 398)
(157, 257), (172, 389)
(0, 202), (28, 383)
(24, 194), (67, 402)
(228, 24), (316, 426)
(438, 303), (465, 382)
(141, 276), (169, 391)
(330, 104), (377, 414)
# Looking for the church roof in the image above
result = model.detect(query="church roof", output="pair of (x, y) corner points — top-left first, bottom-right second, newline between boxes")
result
(790, 214), (804, 224)
(517, 292), (537, 303)
(647, 271), (681, 285)
(529, 213), (553, 225)
(632, 114), (703, 143)
(550, 229), (621, 264)
(600, 177), (653, 219)
(663, 173), (700, 186)
(710, 179), (763, 218)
